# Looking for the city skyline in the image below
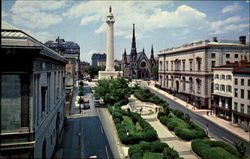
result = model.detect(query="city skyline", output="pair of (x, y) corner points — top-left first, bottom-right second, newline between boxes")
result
(2, 0), (249, 63)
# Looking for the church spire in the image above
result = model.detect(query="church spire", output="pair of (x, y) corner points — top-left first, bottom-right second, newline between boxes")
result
(131, 24), (136, 50)
(123, 48), (127, 64)
(151, 44), (154, 59)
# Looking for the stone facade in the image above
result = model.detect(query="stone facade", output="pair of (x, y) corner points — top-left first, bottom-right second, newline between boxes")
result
(91, 53), (106, 66)
(158, 37), (250, 109)
(1, 22), (67, 158)
(121, 24), (156, 80)
(232, 64), (250, 131)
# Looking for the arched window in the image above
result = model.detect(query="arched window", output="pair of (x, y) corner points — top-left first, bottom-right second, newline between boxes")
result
(196, 78), (201, 94)
(215, 84), (219, 90)
(189, 77), (193, 93)
(215, 74), (219, 79)
(226, 85), (232, 92)
(141, 61), (146, 67)
(221, 75), (225, 80)
(226, 75), (232, 80)
(182, 77), (186, 91)
(220, 84), (225, 92)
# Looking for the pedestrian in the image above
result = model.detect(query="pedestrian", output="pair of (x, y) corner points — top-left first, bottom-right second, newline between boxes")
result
(207, 111), (209, 116)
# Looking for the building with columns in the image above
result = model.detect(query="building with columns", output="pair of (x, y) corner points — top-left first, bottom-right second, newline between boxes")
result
(121, 24), (157, 80)
(158, 36), (249, 109)
(1, 22), (67, 158)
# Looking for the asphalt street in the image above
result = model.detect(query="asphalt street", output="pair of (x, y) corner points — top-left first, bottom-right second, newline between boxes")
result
(142, 84), (250, 155)
(62, 85), (114, 159)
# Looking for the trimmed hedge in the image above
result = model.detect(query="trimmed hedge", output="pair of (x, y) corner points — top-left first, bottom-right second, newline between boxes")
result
(133, 87), (206, 141)
(158, 108), (206, 141)
(111, 106), (158, 145)
(192, 139), (241, 159)
(128, 141), (181, 159)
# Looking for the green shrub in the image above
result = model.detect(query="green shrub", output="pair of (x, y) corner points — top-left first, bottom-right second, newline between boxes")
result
(131, 153), (143, 159)
(151, 142), (168, 153)
(191, 139), (240, 159)
(129, 144), (143, 157)
(143, 152), (163, 159)
(107, 106), (113, 114)
(163, 147), (179, 159)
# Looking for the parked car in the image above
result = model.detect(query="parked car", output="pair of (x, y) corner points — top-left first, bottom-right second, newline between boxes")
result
(83, 103), (90, 109)
(94, 100), (101, 107)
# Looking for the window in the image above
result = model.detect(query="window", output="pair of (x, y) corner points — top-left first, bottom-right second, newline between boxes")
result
(189, 59), (193, 71)
(235, 54), (239, 58)
(241, 79), (244, 85)
(234, 88), (238, 97)
(171, 61), (173, 71)
(240, 104), (244, 113)
(215, 74), (219, 79)
(221, 75), (225, 80)
(226, 85), (232, 92)
(160, 61), (163, 71)
(248, 79), (250, 86)
(234, 102), (238, 111)
(166, 61), (168, 71)
(248, 90), (250, 100)
(182, 60), (185, 71)
(211, 53), (216, 58)
(234, 78), (238, 85)
(41, 86), (47, 113)
(248, 105), (250, 115)
(220, 84), (225, 92)
(226, 54), (230, 58)
(215, 84), (219, 90)
(241, 89), (244, 99)
(226, 61), (230, 64)
(226, 75), (232, 80)
(197, 58), (202, 71)
(211, 61), (216, 67)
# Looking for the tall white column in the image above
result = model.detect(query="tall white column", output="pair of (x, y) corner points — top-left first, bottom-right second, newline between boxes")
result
(105, 6), (115, 72)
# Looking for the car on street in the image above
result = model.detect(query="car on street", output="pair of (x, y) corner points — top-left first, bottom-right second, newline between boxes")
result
(83, 103), (90, 109)
(94, 100), (101, 107)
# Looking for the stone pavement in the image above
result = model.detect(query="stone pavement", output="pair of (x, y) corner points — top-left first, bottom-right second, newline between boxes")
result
(147, 84), (250, 143)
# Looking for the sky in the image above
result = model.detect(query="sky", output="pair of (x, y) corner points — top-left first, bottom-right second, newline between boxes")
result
(2, 0), (250, 63)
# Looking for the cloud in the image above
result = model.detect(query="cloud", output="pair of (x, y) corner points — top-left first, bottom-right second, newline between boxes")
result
(25, 30), (55, 43)
(65, 2), (207, 39)
(80, 49), (100, 62)
(221, 3), (242, 14)
(2, 10), (8, 18)
(10, 0), (67, 29)
(209, 16), (246, 34)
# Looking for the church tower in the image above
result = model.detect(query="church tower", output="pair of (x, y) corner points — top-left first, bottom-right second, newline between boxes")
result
(150, 44), (156, 67)
(131, 24), (137, 61)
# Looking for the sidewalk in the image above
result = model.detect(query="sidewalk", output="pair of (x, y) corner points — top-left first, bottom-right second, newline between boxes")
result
(129, 96), (198, 159)
(147, 85), (249, 143)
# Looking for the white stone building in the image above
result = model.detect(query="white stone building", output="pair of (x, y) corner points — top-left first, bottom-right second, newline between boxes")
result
(1, 22), (67, 158)
(158, 37), (249, 109)
(232, 63), (250, 131)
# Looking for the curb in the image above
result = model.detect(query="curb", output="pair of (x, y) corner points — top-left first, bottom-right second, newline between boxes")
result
(148, 86), (250, 143)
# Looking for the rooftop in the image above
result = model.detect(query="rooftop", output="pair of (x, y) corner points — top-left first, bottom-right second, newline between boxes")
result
(1, 21), (67, 63)
(159, 39), (248, 55)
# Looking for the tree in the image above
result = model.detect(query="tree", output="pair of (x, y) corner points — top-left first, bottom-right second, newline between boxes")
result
(95, 77), (130, 105)
(85, 65), (105, 78)
(151, 64), (158, 79)
(234, 141), (246, 157)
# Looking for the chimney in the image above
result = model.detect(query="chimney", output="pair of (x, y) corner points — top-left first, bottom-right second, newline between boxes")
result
(239, 36), (246, 45)
(213, 37), (218, 42)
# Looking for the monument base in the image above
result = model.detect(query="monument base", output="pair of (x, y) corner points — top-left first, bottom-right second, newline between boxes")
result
(98, 71), (123, 79)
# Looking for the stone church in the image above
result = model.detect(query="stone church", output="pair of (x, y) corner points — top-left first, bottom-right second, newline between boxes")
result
(121, 24), (156, 79)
